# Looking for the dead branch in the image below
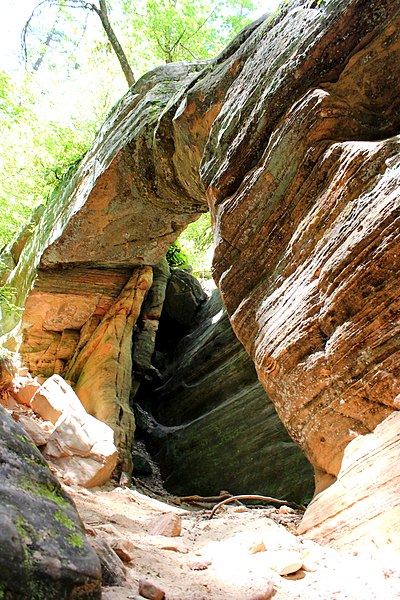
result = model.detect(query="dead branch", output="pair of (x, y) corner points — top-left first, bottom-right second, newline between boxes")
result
(208, 494), (304, 519)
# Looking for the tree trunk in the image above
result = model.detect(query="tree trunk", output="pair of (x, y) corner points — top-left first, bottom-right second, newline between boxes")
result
(94, 0), (135, 88)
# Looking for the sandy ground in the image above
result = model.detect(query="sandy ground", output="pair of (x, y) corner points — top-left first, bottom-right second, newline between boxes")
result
(69, 483), (400, 600)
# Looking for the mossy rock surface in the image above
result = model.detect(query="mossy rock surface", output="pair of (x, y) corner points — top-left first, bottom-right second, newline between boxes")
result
(0, 406), (101, 599)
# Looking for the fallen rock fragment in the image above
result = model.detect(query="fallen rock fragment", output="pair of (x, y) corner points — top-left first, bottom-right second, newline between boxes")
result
(17, 414), (49, 446)
(138, 579), (166, 600)
(149, 512), (182, 537)
(11, 380), (41, 406)
(30, 375), (119, 487)
(31, 374), (85, 423)
(249, 541), (267, 555)
(110, 537), (135, 562)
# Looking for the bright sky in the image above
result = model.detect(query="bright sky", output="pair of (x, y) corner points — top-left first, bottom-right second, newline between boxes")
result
(0, 0), (282, 72)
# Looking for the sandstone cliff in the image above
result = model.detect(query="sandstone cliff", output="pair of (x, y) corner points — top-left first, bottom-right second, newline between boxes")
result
(1, 0), (399, 550)
(140, 281), (313, 503)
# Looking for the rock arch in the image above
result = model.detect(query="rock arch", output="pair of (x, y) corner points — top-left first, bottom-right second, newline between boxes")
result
(2, 0), (400, 512)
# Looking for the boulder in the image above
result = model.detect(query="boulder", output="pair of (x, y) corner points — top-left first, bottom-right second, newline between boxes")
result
(163, 269), (207, 327)
(17, 414), (49, 447)
(0, 405), (101, 599)
(31, 374), (86, 424)
(148, 513), (182, 537)
(88, 537), (126, 587)
(34, 378), (119, 488)
(42, 413), (118, 488)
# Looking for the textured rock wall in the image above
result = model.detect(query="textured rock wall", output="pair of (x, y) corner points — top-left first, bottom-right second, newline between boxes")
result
(0, 0), (398, 520)
(145, 286), (314, 502)
(4, 63), (210, 471)
(198, 0), (400, 490)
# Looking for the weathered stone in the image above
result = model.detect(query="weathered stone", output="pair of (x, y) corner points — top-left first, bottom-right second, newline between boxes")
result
(163, 269), (207, 326)
(0, 0), (398, 548)
(70, 267), (153, 473)
(148, 289), (313, 502)
(17, 414), (49, 447)
(0, 405), (101, 598)
(298, 412), (400, 552)
(11, 381), (41, 406)
(148, 513), (182, 537)
(204, 0), (400, 491)
(0, 356), (15, 388)
(110, 537), (135, 562)
(42, 407), (118, 488)
(138, 579), (165, 600)
(131, 259), (170, 396)
(31, 374), (86, 424)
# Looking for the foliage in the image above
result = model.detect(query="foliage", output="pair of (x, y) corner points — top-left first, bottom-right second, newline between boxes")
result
(170, 213), (214, 277)
(166, 242), (190, 268)
(1, 0), (262, 253)
(22, 0), (135, 87)
(23, 0), (259, 80)
(133, 0), (257, 63)
(0, 70), (97, 248)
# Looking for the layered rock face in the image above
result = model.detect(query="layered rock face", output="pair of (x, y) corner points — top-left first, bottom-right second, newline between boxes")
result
(0, 0), (398, 547)
(145, 284), (313, 502)
(5, 63), (209, 471)
(198, 0), (400, 489)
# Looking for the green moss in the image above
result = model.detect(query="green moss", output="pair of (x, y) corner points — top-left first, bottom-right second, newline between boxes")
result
(53, 509), (75, 531)
(15, 515), (29, 537)
(66, 532), (84, 549)
(20, 476), (70, 509)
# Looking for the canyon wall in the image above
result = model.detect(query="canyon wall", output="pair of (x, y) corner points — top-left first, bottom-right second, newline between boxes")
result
(1, 0), (399, 545)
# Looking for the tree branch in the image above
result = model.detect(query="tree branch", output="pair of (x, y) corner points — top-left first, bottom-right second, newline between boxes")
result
(208, 495), (304, 519)
(22, 0), (135, 88)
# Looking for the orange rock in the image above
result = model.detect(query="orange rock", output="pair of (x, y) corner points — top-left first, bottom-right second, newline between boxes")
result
(110, 537), (135, 562)
(12, 382), (41, 406)
(138, 579), (165, 600)
(148, 513), (182, 537)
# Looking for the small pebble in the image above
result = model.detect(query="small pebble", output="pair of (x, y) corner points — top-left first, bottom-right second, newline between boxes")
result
(138, 579), (165, 600)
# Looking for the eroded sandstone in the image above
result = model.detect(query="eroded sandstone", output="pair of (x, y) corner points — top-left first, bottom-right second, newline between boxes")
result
(144, 285), (313, 502)
(0, 0), (398, 549)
